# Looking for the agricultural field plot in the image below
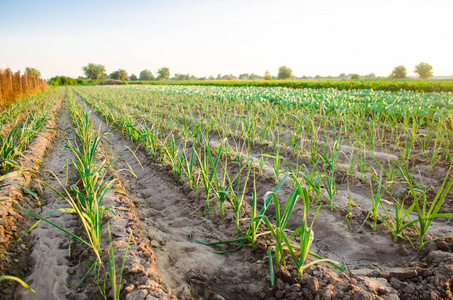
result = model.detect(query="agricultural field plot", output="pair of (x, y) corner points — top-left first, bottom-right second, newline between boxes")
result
(1, 84), (453, 300)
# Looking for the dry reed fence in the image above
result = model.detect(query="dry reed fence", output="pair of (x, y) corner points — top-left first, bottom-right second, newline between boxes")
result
(0, 68), (47, 109)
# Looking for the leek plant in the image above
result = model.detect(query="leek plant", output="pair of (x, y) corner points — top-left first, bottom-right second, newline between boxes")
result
(193, 139), (226, 213)
(256, 189), (298, 266)
(304, 158), (337, 207)
(0, 276), (35, 293)
(282, 175), (344, 277)
(379, 192), (416, 242)
(180, 146), (199, 192)
(399, 164), (453, 249)
(96, 226), (133, 300)
(359, 171), (384, 230)
(222, 156), (255, 232)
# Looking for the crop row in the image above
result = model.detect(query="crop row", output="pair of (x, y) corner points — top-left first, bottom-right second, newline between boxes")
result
(0, 87), (65, 293)
(75, 86), (452, 202)
(125, 85), (453, 122)
(128, 79), (453, 93)
(1, 88), (65, 175)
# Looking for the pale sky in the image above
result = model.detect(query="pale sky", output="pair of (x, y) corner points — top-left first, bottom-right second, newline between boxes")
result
(1, 0), (451, 79)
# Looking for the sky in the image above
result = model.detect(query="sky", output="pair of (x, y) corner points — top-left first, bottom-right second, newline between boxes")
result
(0, 0), (452, 79)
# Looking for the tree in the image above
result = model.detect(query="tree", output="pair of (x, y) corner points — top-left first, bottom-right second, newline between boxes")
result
(249, 73), (262, 80)
(414, 62), (433, 79)
(174, 73), (190, 81)
(363, 73), (376, 79)
(239, 73), (249, 80)
(82, 63), (106, 80)
(339, 73), (347, 79)
(278, 66), (293, 80)
(389, 66), (407, 79)
(139, 70), (154, 81)
(25, 67), (41, 78)
(350, 74), (360, 80)
(264, 70), (272, 80)
(216, 74), (222, 80)
(109, 69), (128, 80)
(117, 69), (127, 80)
(130, 74), (138, 81)
(157, 67), (170, 81)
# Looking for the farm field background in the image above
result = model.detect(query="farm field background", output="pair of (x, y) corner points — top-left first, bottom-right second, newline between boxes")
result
(1, 84), (453, 299)
(127, 79), (453, 93)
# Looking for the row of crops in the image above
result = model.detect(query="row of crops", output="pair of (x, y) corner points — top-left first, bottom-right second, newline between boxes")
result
(0, 89), (64, 175)
(1, 88), (143, 299)
(73, 85), (453, 272)
(0, 88), (65, 292)
(126, 85), (453, 121)
(128, 79), (453, 93)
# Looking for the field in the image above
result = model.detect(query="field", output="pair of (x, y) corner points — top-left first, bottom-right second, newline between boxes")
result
(1, 85), (453, 299)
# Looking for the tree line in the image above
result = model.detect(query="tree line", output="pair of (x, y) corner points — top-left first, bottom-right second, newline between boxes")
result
(82, 63), (171, 81)
(81, 62), (435, 82)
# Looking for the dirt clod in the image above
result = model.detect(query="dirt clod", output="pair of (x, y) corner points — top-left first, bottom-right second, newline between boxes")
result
(300, 275), (320, 293)
(126, 289), (149, 300)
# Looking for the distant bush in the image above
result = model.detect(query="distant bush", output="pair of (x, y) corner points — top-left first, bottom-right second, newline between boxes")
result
(49, 76), (86, 87)
(98, 80), (124, 85)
